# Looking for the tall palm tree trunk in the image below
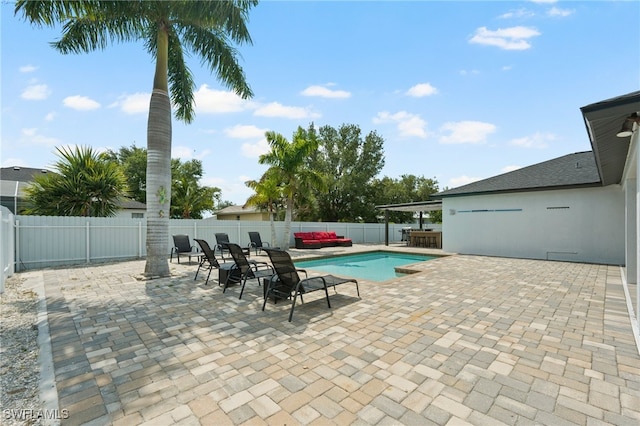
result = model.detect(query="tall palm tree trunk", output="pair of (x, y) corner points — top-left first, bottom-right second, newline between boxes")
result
(282, 197), (293, 250)
(145, 25), (172, 278)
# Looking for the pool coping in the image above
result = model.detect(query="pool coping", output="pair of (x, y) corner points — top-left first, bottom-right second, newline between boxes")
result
(292, 248), (451, 283)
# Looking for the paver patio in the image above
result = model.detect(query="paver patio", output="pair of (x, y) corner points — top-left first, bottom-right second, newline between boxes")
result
(21, 246), (640, 425)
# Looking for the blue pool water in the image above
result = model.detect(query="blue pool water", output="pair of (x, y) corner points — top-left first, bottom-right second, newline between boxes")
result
(294, 251), (435, 282)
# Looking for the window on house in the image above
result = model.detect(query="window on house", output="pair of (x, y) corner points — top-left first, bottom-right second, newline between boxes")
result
(132, 213), (144, 219)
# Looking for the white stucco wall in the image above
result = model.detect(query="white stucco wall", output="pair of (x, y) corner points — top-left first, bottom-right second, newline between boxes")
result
(442, 185), (625, 265)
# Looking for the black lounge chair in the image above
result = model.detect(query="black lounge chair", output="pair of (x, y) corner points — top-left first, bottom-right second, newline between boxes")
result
(248, 231), (275, 255)
(214, 233), (231, 259)
(222, 243), (275, 299)
(171, 234), (204, 264)
(262, 248), (360, 322)
(193, 238), (237, 285)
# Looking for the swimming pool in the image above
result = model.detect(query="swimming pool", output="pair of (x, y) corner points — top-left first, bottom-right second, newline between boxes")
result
(294, 251), (436, 282)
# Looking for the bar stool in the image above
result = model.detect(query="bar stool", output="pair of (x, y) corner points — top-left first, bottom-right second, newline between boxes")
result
(426, 235), (437, 248)
(415, 234), (427, 247)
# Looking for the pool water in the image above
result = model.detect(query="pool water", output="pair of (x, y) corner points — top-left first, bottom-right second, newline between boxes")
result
(294, 251), (436, 282)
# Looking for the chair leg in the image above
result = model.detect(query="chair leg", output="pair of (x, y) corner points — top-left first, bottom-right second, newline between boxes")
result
(204, 267), (213, 285)
(239, 275), (249, 299)
(288, 292), (300, 322)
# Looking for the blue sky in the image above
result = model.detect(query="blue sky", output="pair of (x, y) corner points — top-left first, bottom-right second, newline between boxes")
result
(2, 1), (639, 205)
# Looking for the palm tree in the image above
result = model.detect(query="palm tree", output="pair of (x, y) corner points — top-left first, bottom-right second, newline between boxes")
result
(245, 168), (282, 247)
(16, 0), (257, 277)
(171, 176), (217, 219)
(23, 146), (128, 217)
(259, 129), (325, 249)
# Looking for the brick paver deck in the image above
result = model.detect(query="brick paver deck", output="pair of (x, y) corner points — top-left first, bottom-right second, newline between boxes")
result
(22, 246), (640, 425)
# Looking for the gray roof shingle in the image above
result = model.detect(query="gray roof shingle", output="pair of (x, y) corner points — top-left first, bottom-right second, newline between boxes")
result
(435, 151), (601, 198)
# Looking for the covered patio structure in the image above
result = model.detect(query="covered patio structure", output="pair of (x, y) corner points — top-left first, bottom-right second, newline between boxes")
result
(375, 200), (442, 246)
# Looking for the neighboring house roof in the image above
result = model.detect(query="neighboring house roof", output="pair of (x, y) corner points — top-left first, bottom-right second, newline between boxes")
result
(216, 205), (261, 215)
(0, 166), (145, 210)
(435, 151), (601, 198)
(580, 90), (640, 186)
(1, 166), (53, 182)
(117, 198), (146, 209)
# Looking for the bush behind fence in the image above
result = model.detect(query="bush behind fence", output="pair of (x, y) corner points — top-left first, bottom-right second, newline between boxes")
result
(10, 215), (438, 272)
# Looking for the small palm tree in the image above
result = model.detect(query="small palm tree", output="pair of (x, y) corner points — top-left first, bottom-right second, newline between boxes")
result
(16, 0), (257, 277)
(245, 168), (283, 247)
(24, 146), (128, 217)
(259, 129), (326, 249)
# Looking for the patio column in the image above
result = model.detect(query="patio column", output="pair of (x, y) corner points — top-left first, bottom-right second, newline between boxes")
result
(384, 209), (389, 246)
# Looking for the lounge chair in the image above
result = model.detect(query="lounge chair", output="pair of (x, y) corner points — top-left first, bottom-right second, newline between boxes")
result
(171, 234), (204, 264)
(215, 232), (250, 259)
(222, 243), (275, 299)
(214, 233), (231, 259)
(248, 231), (275, 255)
(193, 238), (238, 285)
(262, 248), (360, 322)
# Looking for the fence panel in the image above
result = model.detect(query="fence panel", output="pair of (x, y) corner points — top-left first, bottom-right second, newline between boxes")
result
(1, 206), (14, 293)
(13, 216), (431, 271)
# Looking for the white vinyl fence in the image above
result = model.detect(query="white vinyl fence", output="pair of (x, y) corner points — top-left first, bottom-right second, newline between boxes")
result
(9, 215), (431, 272)
(1, 206), (15, 292)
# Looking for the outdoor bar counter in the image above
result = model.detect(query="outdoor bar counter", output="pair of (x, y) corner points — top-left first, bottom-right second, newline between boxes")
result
(408, 230), (442, 248)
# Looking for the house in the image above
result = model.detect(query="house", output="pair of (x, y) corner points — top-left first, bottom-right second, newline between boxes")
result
(434, 91), (638, 288)
(215, 205), (270, 221)
(0, 166), (146, 218)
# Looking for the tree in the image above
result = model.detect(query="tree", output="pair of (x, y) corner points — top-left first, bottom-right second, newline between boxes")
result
(306, 124), (385, 223)
(23, 146), (128, 217)
(17, 0), (257, 277)
(259, 128), (325, 249)
(170, 159), (219, 219)
(106, 146), (221, 219)
(104, 144), (148, 203)
(245, 168), (283, 247)
(372, 174), (440, 223)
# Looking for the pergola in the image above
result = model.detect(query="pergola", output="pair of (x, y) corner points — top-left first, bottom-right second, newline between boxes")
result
(375, 200), (443, 246)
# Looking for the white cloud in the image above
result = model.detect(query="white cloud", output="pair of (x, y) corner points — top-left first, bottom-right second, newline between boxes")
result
(530, 0), (557, 3)
(459, 69), (480, 76)
(225, 124), (268, 139)
(470, 26), (541, 50)
(241, 138), (270, 158)
(21, 128), (59, 147)
(547, 7), (574, 17)
(171, 145), (195, 160)
(194, 84), (252, 113)
(501, 165), (522, 173)
(301, 85), (351, 99)
(499, 8), (535, 19)
(373, 111), (428, 138)
(21, 84), (51, 100)
(63, 95), (101, 111)
(449, 175), (482, 188)
(439, 121), (496, 144)
(254, 102), (320, 119)
(203, 176), (254, 205)
(1, 157), (31, 168)
(406, 83), (438, 98)
(44, 112), (56, 121)
(508, 132), (556, 148)
(19, 65), (37, 73)
(502, 65), (514, 71)
(114, 93), (149, 114)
